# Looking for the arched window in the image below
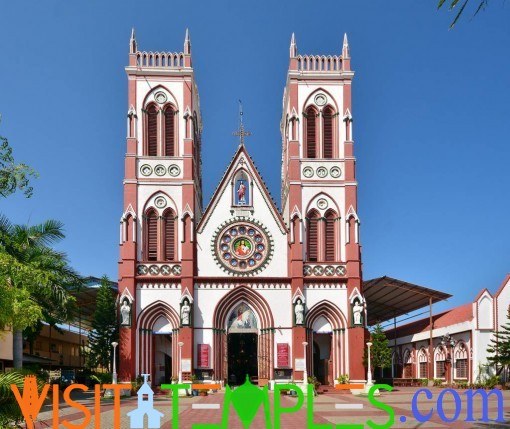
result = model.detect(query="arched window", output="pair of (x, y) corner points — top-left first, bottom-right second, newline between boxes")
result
(305, 106), (317, 158)
(145, 209), (158, 261)
(163, 208), (176, 261)
(323, 106), (334, 159)
(418, 348), (428, 379)
(164, 105), (176, 157)
(146, 104), (158, 156)
(324, 209), (337, 261)
(306, 209), (320, 262)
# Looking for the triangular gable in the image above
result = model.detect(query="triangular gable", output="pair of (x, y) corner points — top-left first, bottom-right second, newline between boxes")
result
(197, 145), (287, 233)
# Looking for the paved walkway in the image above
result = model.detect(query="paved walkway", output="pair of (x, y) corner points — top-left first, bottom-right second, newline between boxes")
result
(31, 386), (510, 428)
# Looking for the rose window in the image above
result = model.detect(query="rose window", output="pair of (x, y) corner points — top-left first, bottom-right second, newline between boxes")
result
(213, 221), (272, 274)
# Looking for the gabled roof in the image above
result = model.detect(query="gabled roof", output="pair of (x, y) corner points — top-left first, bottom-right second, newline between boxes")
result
(197, 144), (287, 233)
(385, 303), (473, 339)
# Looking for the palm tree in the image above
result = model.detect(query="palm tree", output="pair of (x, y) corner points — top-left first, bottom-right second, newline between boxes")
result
(0, 215), (82, 368)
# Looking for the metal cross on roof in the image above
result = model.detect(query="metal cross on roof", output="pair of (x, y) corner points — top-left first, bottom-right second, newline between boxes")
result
(233, 100), (251, 146)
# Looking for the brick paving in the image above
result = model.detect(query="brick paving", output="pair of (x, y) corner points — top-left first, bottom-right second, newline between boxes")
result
(31, 386), (510, 428)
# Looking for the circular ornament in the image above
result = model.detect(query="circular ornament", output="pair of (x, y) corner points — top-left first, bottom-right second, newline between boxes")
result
(314, 94), (327, 107)
(317, 198), (328, 210)
(303, 167), (314, 178)
(154, 196), (167, 209)
(155, 165), (166, 176)
(213, 220), (272, 274)
(154, 91), (167, 104)
(316, 167), (328, 178)
(140, 165), (153, 176)
(168, 165), (181, 177)
(330, 166), (342, 178)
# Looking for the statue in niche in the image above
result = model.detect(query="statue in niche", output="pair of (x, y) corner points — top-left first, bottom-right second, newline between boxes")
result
(120, 298), (131, 327)
(181, 298), (191, 326)
(294, 298), (305, 325)
(352, 299), (364, 326)
(234, 176), (250, 206)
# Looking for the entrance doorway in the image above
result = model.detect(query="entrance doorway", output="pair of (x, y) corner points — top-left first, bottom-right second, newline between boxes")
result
(227, 333), (258, 385)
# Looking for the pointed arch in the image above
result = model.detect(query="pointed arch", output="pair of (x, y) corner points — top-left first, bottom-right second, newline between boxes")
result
(306, 209), (320, 262)
(323, 105), (335, 159)
(145, 103), (158, 156)
(162, 208), (177, 261)
(324, 208), (338, 262)
(304, 105), (318, 159)
(144, 208), (158, 261)
(163, 104), (176, 157)
(306, 300), (348, 379)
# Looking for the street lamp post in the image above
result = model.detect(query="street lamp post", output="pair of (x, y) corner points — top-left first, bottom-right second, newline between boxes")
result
(178, 341), (184, 384)
(112, 341), (118, 384)
(366, 342), (373, 386)
(302, 341), (308, 385)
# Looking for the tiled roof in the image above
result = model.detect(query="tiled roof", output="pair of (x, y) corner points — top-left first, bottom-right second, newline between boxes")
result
(385, 303), (473, 338)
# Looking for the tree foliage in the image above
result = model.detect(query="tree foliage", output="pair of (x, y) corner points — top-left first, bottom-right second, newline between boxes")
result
(86, 276), (118, 371)
(486, 305), (510, 374)
(0, 124), (38, 198)
(364, 323), (393, 377)
(437, 0), (489, 29)
(0, 215), (82, 367)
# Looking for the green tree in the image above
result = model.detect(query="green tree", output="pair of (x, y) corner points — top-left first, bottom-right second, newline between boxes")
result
(486, 305), (510, 375)
(86, 276), (118, 371)
(0, 123), (38, 198)
(437, 0), (489, 29)
(0, 215), (81, 368)
(364, 323), (393, 378)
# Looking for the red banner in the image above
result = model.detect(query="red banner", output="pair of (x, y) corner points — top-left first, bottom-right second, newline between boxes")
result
(277, 343), (290, 367)
(198, 344), (209, 368)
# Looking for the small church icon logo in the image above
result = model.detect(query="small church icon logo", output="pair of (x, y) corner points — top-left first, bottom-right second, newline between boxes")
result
(127, 374), (164, 429)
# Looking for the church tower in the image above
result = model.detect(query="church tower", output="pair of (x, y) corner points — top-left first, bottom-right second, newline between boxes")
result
(281, 34), (366, 381)
(118, 29), (202, 380)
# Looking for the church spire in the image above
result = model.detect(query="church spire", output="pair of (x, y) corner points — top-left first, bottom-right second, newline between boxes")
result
(342, 33), (350, 59)
(184, 28), (191, 55)
(290, 32), (297, 58)
(129, 28), (137, 54)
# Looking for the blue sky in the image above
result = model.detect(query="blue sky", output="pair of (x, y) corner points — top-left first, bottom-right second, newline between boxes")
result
(1, 1), (509, 320)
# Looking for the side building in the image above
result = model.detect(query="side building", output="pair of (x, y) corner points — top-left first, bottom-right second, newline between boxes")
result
(386, 274), (510, 384)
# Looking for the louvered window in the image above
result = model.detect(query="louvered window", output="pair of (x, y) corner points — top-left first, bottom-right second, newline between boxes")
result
(325, 210), (336, 261)
(164, 106), (175, 157)
(456, 359), (467, 378)
(147, 105), (158, 156)
(323, 107), (334, 159)
(307, 211), (319, 262)
(305, 107), (317, 158)
(146, 210), (158, 261)
(163, 209), (175, 261)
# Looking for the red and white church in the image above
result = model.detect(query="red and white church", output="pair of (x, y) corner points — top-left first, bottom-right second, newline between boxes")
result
(117, 30), (367, 387)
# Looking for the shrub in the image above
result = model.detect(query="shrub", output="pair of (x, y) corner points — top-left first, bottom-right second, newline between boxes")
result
(336, 374), (349, 384)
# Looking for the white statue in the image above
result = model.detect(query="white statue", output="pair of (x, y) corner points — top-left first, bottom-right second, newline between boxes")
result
(120, 299), (131, 326)
(295, 299), (304, 325)
(352, 300), (363, 325)
(181, 299), (191, 326)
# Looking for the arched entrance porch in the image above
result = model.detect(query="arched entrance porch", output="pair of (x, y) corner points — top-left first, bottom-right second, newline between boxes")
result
(137, 301), (180, 385)
(306, 301), (347, 386)
(212, 286), (274, 385)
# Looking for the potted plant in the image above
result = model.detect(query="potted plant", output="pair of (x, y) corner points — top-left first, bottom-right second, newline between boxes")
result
(199, 388), (208, 397)
(190, 374), (198, 396)
(336, 374), (349, 385)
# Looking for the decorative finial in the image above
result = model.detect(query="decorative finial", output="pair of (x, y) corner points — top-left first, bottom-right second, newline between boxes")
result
(232, 100), (252, 146)
(184, 28), (191, 55)
(290, 32), (297, 58)
(130, 28), (137, 54)
(342, 33), (350, 59)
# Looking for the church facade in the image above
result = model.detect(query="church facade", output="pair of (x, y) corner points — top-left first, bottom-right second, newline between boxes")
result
(118, 30), (367, 387)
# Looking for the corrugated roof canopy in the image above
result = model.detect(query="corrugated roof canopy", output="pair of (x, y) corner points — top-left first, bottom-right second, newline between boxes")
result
(364, 276), (451, 326)
(69, 277), (118, 331)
